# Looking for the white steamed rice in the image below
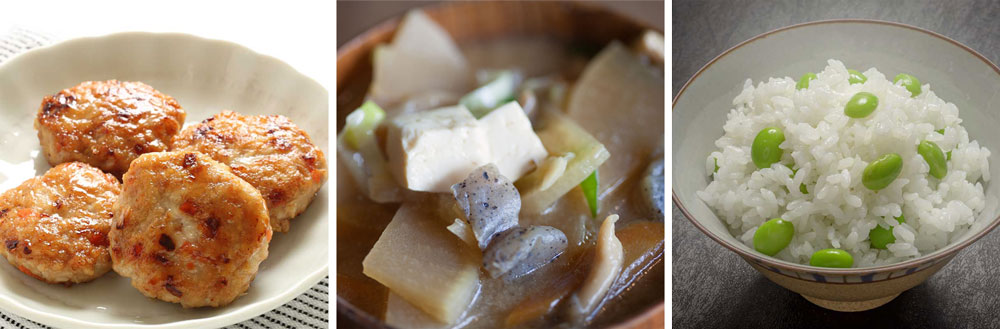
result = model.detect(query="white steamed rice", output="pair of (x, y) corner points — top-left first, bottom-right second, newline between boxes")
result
(697, 59), (993, 267)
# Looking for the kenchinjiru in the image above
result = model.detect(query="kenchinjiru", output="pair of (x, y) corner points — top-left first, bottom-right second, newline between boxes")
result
(337, 9), (665, 328)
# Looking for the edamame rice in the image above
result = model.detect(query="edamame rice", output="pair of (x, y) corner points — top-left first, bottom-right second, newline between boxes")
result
(698, 59), (992, 268)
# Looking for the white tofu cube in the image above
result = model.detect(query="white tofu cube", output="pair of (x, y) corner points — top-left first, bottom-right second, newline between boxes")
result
(479, 102), (549, 181)
(386, 106), (490, 192)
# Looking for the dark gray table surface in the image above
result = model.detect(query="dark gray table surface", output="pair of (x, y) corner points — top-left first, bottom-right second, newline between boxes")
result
(672, 0), (1000, 328)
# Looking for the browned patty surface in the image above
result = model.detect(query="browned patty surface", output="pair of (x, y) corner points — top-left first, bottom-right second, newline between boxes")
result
(35, 80), (186, 176)
(0, 162), (120, 284)
(110, 151), (271, 308)
(172, 110), (327, 232)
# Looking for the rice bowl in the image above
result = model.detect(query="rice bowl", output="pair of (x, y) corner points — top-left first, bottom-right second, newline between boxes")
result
(698, 59), (994, 267)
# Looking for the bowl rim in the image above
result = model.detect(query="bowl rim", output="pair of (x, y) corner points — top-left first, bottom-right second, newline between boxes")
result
(0, 31), (329, 329)
(672, 18), (1000, 276)
(334, 1), (664, 327)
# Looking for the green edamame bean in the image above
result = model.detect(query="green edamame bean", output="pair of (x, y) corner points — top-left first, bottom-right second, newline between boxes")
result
(894, 73), (922, 97)
(848, 69), (867, 84)
(797, 72), (817, 90)
(862, 153), (903, 191)
(918, 140), (948, 179)
(751, 127), (785, 169)
(753, 218), (795, 256)
(844, 92), (879, 118)
(810, 248), (853, 268)
(869, 225), (895, 249)
(870, 215), (905, 249)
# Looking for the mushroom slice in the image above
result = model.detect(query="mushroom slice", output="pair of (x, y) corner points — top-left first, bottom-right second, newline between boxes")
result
(639, 156), (665, 221)
(447, 218), (478, 247)
(570, 214), (623, 318)
(537, 153), (573, 192)
(451, 164), (521, 249)
(482, 225), (568, 279)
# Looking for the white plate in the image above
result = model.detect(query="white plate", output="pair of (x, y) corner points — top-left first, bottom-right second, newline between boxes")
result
(0, 32), (329, 328)
(673, 20), (1000, 271)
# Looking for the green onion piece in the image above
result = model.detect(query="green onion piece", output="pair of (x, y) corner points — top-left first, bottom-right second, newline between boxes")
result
(344, 100), (386, 150)
(461, 70), (519, 118)
(581, 170), (599, 218)
(936, 128), (945, 135)
(714, 158), (719, 173)
(947, 150), (952, 161)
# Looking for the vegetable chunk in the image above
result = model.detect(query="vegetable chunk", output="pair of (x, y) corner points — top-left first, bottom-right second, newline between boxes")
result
(337, 102), (404, 203)
(370, 10), (472, 107)
(386, 292), (472, 328)
(362, 203), (480, 324)
(516, 112), (610, 214)
(566, 42), (663, 197)
(461, 70), (521, 118)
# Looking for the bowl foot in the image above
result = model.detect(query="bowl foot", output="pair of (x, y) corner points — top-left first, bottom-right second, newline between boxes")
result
(801, 293), (899, 312)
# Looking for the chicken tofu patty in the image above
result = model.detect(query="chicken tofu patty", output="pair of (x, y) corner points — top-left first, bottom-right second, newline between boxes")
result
(172, 110), (327, 232)
(110, 151), (271, 308)
(35, 80), (186, 176)
(0, 162), (120, 284)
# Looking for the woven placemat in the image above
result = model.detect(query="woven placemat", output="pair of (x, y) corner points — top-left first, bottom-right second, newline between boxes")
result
(0, 26), (330, 329)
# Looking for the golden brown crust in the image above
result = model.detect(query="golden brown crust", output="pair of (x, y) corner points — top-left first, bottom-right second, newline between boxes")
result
(110, 151), (271, 308)
(172, 110), (327, 232)
(34, 80), (186, 176)
(0, 162), (120, 284)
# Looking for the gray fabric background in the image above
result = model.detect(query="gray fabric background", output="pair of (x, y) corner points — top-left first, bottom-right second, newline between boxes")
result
(672, 1), (1000, 328)
(0, 27), (329, 329)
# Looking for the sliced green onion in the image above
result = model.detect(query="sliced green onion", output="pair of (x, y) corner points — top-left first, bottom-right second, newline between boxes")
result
(936, 128), (945, 135)
(461, 70), (519, 118)
(343, 100), (386, 150)
(581, 170), (599, 218)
